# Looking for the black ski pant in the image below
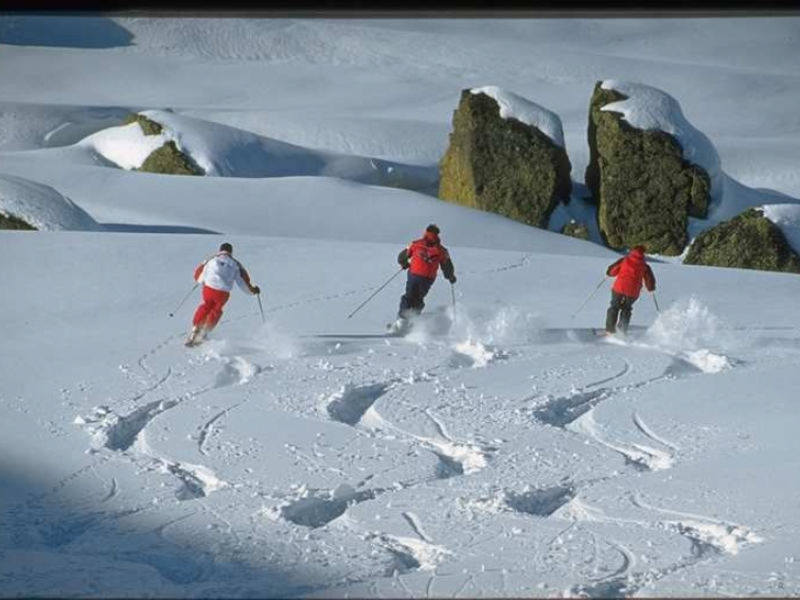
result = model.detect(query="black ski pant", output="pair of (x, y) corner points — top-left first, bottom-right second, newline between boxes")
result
(605, 291), (637, 334)
(398, 273), (435, 319)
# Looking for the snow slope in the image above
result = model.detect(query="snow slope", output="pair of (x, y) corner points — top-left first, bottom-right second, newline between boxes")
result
(2, 15), (800, 598)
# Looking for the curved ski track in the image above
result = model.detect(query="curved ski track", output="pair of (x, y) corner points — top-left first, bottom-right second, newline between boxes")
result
(21, 254), (767, 597)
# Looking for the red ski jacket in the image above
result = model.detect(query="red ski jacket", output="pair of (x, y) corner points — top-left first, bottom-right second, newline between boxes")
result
(607, 247), (656, 299)
(398, 232), (455, 280)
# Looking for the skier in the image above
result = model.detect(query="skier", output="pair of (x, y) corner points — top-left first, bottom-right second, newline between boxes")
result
(390, 224), (457, 333)
(186, 242), (260, 346)
(604, 245), (656, 335)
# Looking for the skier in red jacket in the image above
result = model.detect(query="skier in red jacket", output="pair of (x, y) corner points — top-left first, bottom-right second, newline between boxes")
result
(390, 224), (456, 333)
(604, 245), (656, 335)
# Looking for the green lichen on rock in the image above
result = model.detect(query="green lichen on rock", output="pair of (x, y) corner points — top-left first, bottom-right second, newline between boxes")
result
(139, 141), (203, 176)
(561, 220), (590, 240)
(439, 89), (572, 229)
(0, 211), (36, 230)
(683, 208), (800, 273)
(585, 82), (711, 256)
(121, 113), (202, 176)
(124, 113), (164, 136)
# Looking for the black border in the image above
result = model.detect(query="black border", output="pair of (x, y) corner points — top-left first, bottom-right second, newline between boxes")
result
(2, 1), (800, 17)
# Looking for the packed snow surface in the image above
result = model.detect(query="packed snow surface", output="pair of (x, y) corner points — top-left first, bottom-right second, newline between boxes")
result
(2, 15), (800, 599)
(470, 86), (565, 147)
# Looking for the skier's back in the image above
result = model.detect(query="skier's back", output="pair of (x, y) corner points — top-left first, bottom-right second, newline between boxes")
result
(604, 245), (655, 335)
(186, 242), (260, 346)
(391, 224), (456, 332)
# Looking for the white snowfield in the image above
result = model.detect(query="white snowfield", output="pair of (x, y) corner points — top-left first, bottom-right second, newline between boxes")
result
(2, 15), (800, 599)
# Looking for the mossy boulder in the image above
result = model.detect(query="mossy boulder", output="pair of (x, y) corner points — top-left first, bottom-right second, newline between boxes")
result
(124, 112), (164, 136)
(561, 220), (590, 241)
(684, 208), (800, 273)
(0, 211), (36, 230)
(585, 82), (711, 256)
(139, 140), (203, 176)
(121, 113), (202, 176)
(439, 89), (572, 229)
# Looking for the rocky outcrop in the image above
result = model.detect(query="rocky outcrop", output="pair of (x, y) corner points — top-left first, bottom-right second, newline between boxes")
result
(439, 88), (571, 229)
(585, 82), (712, 256)
(139, 140), (203, 176)
(0, 211), (36, 230)
(561, 220), (590, 241)
(683, 208), (800, 273)
(124, 112), (203, 176)
(124, 113), (164, 136)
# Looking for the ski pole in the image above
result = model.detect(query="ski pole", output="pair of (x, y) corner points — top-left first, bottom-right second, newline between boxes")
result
(169, 282), (199, 317)
(652, 291), (661, 313)
(257, 292), (265, 323)
(347, 268), (404, 319)
(571, 276), (607, 318)
(450, 283), (457, 326)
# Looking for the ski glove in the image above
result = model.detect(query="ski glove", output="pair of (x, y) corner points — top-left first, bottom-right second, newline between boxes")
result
(448, 275), (457, 284)
(399, 260), (410, 270)
(251, 285), (261, 295)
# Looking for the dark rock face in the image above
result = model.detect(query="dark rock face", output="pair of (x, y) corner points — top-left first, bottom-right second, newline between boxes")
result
(0, 211), (36, 230)
(124, 113), (164, 136)
(684, 208), (800, 273)
(139, 141), (203, 176)
(439, 89), (572, 229)
(585, 82), (711, 256)
(561, 220), (590, 240)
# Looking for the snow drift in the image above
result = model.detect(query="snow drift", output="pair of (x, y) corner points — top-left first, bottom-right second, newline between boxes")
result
(0, 173), (101, 231)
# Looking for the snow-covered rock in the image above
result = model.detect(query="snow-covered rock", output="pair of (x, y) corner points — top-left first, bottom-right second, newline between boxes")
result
(470, 85), (565, 148)
(439, 87), (571, 229)
(586, 80), (719, 255)
(684, 207), (800, 273)
(600, 79), (722, 198)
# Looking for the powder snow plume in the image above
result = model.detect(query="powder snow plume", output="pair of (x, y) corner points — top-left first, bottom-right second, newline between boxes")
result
(644, 296), (734, 373)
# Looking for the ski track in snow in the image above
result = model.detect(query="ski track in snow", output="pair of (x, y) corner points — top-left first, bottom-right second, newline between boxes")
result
(366, 531), (453, 576)
(72, 333), (267, 507)
(197, 402), (243, 456)
(45, 252), (768, 597)
(551, 490), (764, 597)
(632, 410), (679, 451)
(96, 330), (735, 594)
(569, 409), (675, 472)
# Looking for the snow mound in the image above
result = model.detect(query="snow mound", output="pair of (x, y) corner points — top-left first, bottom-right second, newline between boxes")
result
(644, 296), (734, 373)
(762, 203), (800, 254)
(470, 86), (565, 148)
(81, 110), (436, 190)
(601, 80), (722, 201)
(0, 173), (102, 231)
(83, 121), (172, 171)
